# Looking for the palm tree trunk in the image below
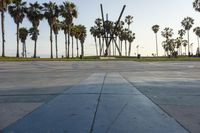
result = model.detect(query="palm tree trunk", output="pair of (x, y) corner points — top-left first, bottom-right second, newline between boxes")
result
(155, 33), (158, 56)
(99, 38), (102, 56)
(94, 37), (98, 56)
(33, 39), (37, 58)
(102, 38), (105, 55)
(24, 41), (27, 58)
(16, 23), (19, 57)
(67, 32), (70, 58)
(1, 12), (5, 57)
(65, 33), (67, 58)
(81, 42), (84, 59)
(50, 27), (53, 58)
(76, 38), (79, 57)
(125, 40), (127, 56)
(128, 42), (132, 56)
(121, 41), (123, 56)
(197, 36), (200, 56)
(72, 36), (74, 58)
(55, 34), (58, 58)
(187, 30), (190, 56)
(22, 42), (24, 57)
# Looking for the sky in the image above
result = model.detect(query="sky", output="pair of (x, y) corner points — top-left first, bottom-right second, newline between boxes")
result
(1, 0), (200, 57)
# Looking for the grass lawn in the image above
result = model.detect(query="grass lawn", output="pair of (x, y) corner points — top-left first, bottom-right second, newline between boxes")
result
(0, 56), (200, 62)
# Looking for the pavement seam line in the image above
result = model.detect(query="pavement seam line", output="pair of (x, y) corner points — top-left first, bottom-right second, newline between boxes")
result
(89, 73), (107, 133)
(120, 72), (191, 133)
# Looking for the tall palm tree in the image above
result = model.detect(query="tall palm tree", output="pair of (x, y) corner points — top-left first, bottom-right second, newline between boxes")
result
(70, 24), (76, 58)
(74, 25), (81, 57)
(152, 25), (160, 56)
(95, 18), (103, 56)
(43, 1), (59, 58)
(52, 19), (61, 58)
(90, 26), (98, 56)
(128, 32), (135, 56)
(193, 27), (200, 56)
(78, 25), (86, 59)
(26, 2), (43, 58)
(19, 27), (28, 57)
(60, 1), (77, 58)
(61, 20), (69, 58)
(181, 17), (194, 56)
(8, 0), (26, 57)
(0, 0), (12, 57)
(178, 29), (186, 55)
(125, 16), (133, 56)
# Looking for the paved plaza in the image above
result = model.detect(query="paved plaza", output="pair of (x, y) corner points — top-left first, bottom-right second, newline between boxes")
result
(0, 61), (200, 133)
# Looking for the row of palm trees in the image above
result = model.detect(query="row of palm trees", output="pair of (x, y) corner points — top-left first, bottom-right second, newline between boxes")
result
(90, 15), (135, 57)
(0, 0), (87, 58)
(152, 17), (200, 57)
(151, 0), (200, 57)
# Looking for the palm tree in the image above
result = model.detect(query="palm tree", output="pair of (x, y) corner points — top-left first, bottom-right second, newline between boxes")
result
(193, 0), (200, 12)
(8, 0), (26, 57)
(178, 29), (186, 55)
(125, 15), (133, 30)
(95, 18), (103, 56)
(181, 17), (194, 56)
(43, 1), (59, 58)
(61, 20), (69, 58)
(0, 0), (12, 57)
(128, 32), (135, 56)
(78, 25), (87, 59)
(182, 40), (188, 55)
(152, 25), (160, 56)
(52, 19), (61, 58)
(74, 25), (81, 57)
(193, 27), (200, 56)
(161, 27), (173, 56)
(90, 26), (98, 56)
(26, 2), (43, 58)
(19, 27), (28, 57)
(60, 1), (77, 58)
(70, 24), (76, 58)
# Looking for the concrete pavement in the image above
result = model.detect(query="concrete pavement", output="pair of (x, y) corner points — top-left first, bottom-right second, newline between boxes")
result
(0, 61), (200, 132)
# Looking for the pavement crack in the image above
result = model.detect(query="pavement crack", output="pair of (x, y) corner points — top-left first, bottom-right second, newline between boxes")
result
(89, 73), (107, 133)
(106, 102), (128, 133)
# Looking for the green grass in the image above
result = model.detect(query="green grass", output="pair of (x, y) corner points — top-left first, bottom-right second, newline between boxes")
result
(0, 56), (200, 62)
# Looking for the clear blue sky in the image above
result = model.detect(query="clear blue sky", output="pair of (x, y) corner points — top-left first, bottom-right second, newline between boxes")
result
(1, 0), (200, 57)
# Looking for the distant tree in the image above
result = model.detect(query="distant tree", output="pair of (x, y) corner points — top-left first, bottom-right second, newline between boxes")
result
(52, 19), (61, 58)
(193, 27), (200, 56)
(19, 27), (28, 57)
(125, 15), (133, 30)
(0, 0), (12, 57)
(178, 29), (186, 55)
(161, 27), (173, 56)
(182, 40), (188, 55)
(128, 32), (135, 56)
(26, 2), (43, 58)
(78, 25), (87, 59)
(152, 25), (160, 56)
(8, 0), (26, 57)
(74, 25), (81, 57)
(181, 17), (194, 56)
(90, 26), (98, 56)
(95, 18), (103, 56)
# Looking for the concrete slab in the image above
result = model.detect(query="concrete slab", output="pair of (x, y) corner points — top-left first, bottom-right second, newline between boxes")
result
(2, 73), (105, 133)
(0, 103), (43, 130)
(92, 73), (188, 133)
